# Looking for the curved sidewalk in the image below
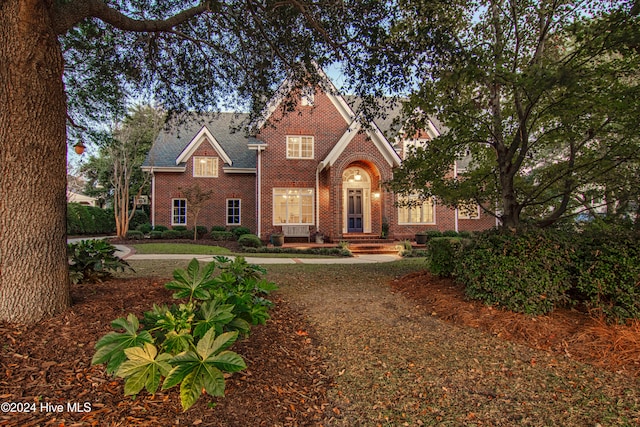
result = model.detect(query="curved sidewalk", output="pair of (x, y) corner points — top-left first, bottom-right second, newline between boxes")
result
(113, 244), (401, 265)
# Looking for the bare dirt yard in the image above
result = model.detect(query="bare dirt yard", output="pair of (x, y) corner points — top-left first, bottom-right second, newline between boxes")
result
(1, 259), (639, 426)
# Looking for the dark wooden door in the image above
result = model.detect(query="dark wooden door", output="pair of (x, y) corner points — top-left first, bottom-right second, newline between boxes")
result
(347, 189), (363, 232)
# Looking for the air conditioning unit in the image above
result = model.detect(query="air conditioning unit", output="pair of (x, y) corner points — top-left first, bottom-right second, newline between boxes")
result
(136, 195), (149, 205)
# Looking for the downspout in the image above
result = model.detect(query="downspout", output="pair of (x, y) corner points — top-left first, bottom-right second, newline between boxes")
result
(256, 149), (262, 238)
(316, 161), (323, 233)
(151, 169), (156, 228)
(453, 161), (459, 232)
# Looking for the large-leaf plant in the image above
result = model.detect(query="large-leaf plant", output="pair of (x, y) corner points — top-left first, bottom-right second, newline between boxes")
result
(92, 256), (277, 411)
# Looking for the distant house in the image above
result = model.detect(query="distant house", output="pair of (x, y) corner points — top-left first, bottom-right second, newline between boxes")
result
(142, 71), (495, 241)
(67, 175), (98, 207)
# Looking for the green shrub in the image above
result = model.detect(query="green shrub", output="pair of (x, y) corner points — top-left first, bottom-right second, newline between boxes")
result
(456, 228), (573, 315)
(128, 210), (150, 230)
(68, 239), (132, 284)
(231, 226), (251, 239)
(195, 226), (208, 238)
(211, 225), (227, 232)
(180, 229), (194, 239)
(136, 223), (152, 234)
(426, 237), (464, 277)
(67, 204), (116, 235)
(425, 230), (443, 239)
(149, 231), (163, 239)
(210, 231), (234, 241)
(172, 225), (187, 231)
(458, 231), (473, 238)
(93, 257), (277, 411)
(126, 230), (144, 240)
(154, 225), (169, 232)
(162, 230), (182, 239)
(572, 226), (640, 321)
(237, 234), (262, 248)
(441, 230), (459, 237)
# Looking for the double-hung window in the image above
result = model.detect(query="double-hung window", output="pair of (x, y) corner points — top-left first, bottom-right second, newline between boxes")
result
(286, 136), (314, 159)
(193, 156), (218, 177)
(172, 199), (187, 225)
(226, 199), (241, 225)
(398, 195), (435, 224)
(458, 203), (480, 219)
(273, 188), (314, 225)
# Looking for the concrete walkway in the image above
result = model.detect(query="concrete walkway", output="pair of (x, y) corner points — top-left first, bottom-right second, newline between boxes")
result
(113, 244), (401, 264)
(68, 237), (402, 264)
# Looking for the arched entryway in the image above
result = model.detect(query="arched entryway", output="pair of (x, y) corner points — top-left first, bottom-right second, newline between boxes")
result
(342, 167), (371, 233)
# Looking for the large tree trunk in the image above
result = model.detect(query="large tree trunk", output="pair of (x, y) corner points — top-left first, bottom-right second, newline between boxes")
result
(0, 0), (71, 323)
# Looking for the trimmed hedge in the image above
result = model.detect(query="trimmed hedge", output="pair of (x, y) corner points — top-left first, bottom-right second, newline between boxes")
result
(572, 225), (640, 321)
(67, 203), (115, 235)
(426, 237), (467, 277)
(238, 234), (262, 248)
(456, 228), (574, 316)
(209, 231), (235, 241)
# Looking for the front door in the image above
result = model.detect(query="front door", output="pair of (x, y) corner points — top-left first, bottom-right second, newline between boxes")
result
(347, 189), (363, 232)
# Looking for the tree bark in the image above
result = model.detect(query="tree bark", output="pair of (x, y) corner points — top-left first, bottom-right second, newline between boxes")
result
(0, 0), (71, 322)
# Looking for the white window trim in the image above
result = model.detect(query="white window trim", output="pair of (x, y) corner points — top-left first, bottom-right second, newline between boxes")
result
(226, 198), (241, 225)
(272, 188), (315, 225)
(397, 195), (436, 225)
(171, 198), (187, 226)
(286, 135), (314, 159)
(459, 203), (480, 220)
(402, 138), (429, 160)
(193, 156), (219, 177)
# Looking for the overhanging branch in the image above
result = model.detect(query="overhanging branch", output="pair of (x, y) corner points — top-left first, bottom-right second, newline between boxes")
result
(53, 0), (211, 35)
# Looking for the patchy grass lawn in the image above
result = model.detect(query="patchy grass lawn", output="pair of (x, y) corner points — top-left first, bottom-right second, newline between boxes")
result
(129, 243), (233, 255)
(104, 259), (639, 425)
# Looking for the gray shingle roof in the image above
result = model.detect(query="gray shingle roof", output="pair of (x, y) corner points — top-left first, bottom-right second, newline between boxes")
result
(143, 113), (255, 169)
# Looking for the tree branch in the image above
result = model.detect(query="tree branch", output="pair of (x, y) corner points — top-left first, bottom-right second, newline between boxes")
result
(53, 0), (210, 35)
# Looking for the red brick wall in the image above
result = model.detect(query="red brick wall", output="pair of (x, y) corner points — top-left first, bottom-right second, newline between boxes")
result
(152, 139), (256, 232)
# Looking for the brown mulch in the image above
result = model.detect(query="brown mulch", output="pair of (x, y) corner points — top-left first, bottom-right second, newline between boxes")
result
(2, 269), (639, 426)
(0, 279), (333, 426)
(390, 270), (640, 377)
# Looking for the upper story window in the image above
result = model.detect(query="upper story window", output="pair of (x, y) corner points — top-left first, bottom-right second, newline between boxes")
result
(301, 86), (314, 106)
(458, 203), (480, 219)
(193, 156), (218, 177)
(286, 136), (314, 159)
(402, 138), (429, 159)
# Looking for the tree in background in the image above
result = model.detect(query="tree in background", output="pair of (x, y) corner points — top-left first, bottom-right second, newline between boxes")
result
(81, 105), (164, 237)
(346, 0), (640, 228)
(180, 184), (215, 241)
(0, 0), (349, 323)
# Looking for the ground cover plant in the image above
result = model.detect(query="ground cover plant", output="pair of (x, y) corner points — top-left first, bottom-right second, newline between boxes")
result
(93, 257), (276, 411)
(1, 259), (639, 426)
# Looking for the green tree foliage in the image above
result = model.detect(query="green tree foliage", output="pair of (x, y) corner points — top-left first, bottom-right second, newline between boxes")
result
(346, 0), (640, 228)
(81, 105), (164, 237)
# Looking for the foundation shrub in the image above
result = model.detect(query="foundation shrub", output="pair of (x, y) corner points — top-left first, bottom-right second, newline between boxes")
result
(136, 223), (152, 234)
(456, 228), (573, 315)
(128, 210), (150, 230)
(211, 225), (227, 232)
(231, 226), (252, 239)
(426, 237), (465, 277)
(210, 231), (235, 241)
(238, 234), (262, 248)
(572, 224), (640, 322)
(126, 230), (144, 240)
(153, 225), (169, 232)
(161, 230), (182, 239)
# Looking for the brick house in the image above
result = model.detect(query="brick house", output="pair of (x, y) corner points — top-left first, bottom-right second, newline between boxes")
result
(142, 74), (496, 242)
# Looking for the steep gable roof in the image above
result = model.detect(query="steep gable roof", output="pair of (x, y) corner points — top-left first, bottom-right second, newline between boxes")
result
(142, 113), (255, 171)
